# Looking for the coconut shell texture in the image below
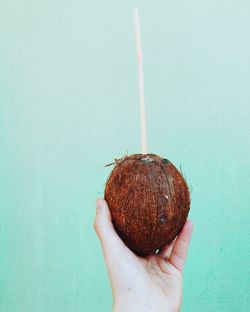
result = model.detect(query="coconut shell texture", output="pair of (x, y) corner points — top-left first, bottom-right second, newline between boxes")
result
(104, 153), (190, 256)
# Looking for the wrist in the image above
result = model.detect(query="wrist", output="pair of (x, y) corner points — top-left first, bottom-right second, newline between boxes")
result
(113, 294), (180, 312)
(113, 298), (152, 312)
(113, 289), (152, 312)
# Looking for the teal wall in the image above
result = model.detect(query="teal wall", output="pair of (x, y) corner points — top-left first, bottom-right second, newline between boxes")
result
(1, 1), (250, 311)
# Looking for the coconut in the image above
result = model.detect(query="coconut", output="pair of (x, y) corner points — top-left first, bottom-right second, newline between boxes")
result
(104, 153), (190, 256)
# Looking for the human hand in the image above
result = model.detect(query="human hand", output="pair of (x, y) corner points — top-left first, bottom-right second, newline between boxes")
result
(94, 198), (193, 312)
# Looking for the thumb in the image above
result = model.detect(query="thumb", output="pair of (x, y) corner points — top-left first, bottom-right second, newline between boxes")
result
(94, 198), (125, 261)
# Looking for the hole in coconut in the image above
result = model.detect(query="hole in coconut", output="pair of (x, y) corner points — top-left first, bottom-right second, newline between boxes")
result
(161, 157), (170, 164)
(140, 156), (154, 163)
(159, 213), (167, 225)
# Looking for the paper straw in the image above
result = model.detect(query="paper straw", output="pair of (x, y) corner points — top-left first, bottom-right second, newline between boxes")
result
(133, 8), (148, 154)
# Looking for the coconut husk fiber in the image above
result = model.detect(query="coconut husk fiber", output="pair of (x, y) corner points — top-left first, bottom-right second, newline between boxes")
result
(104, 153), (190, 256)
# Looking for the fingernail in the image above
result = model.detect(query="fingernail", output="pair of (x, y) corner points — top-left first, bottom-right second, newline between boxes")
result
(96, 198), (103, 214)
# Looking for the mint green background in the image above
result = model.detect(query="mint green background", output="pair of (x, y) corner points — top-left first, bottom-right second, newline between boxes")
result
(1, 1), (250, 311)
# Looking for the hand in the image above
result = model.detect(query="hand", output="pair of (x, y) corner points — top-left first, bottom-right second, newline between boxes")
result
(94, 198), (193, 312)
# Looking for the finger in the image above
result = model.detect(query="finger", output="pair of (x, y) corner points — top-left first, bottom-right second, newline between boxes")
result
(169, 220), (193, 273)
(158, 236), (177, 260)
(94, 198), (125, 262)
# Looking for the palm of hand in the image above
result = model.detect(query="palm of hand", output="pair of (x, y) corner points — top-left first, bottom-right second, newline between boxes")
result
(108, 242), (182, 312)
(94, 199), (193, 312)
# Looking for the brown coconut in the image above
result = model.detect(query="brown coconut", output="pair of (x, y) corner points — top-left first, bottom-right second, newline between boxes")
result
(104, 153), (190, 256)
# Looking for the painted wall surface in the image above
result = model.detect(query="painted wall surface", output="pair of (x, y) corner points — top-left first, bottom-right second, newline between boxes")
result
(1, 1), (250, 311)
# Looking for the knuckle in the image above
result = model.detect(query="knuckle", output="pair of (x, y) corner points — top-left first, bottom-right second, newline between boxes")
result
(93, 219), (101, 233)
